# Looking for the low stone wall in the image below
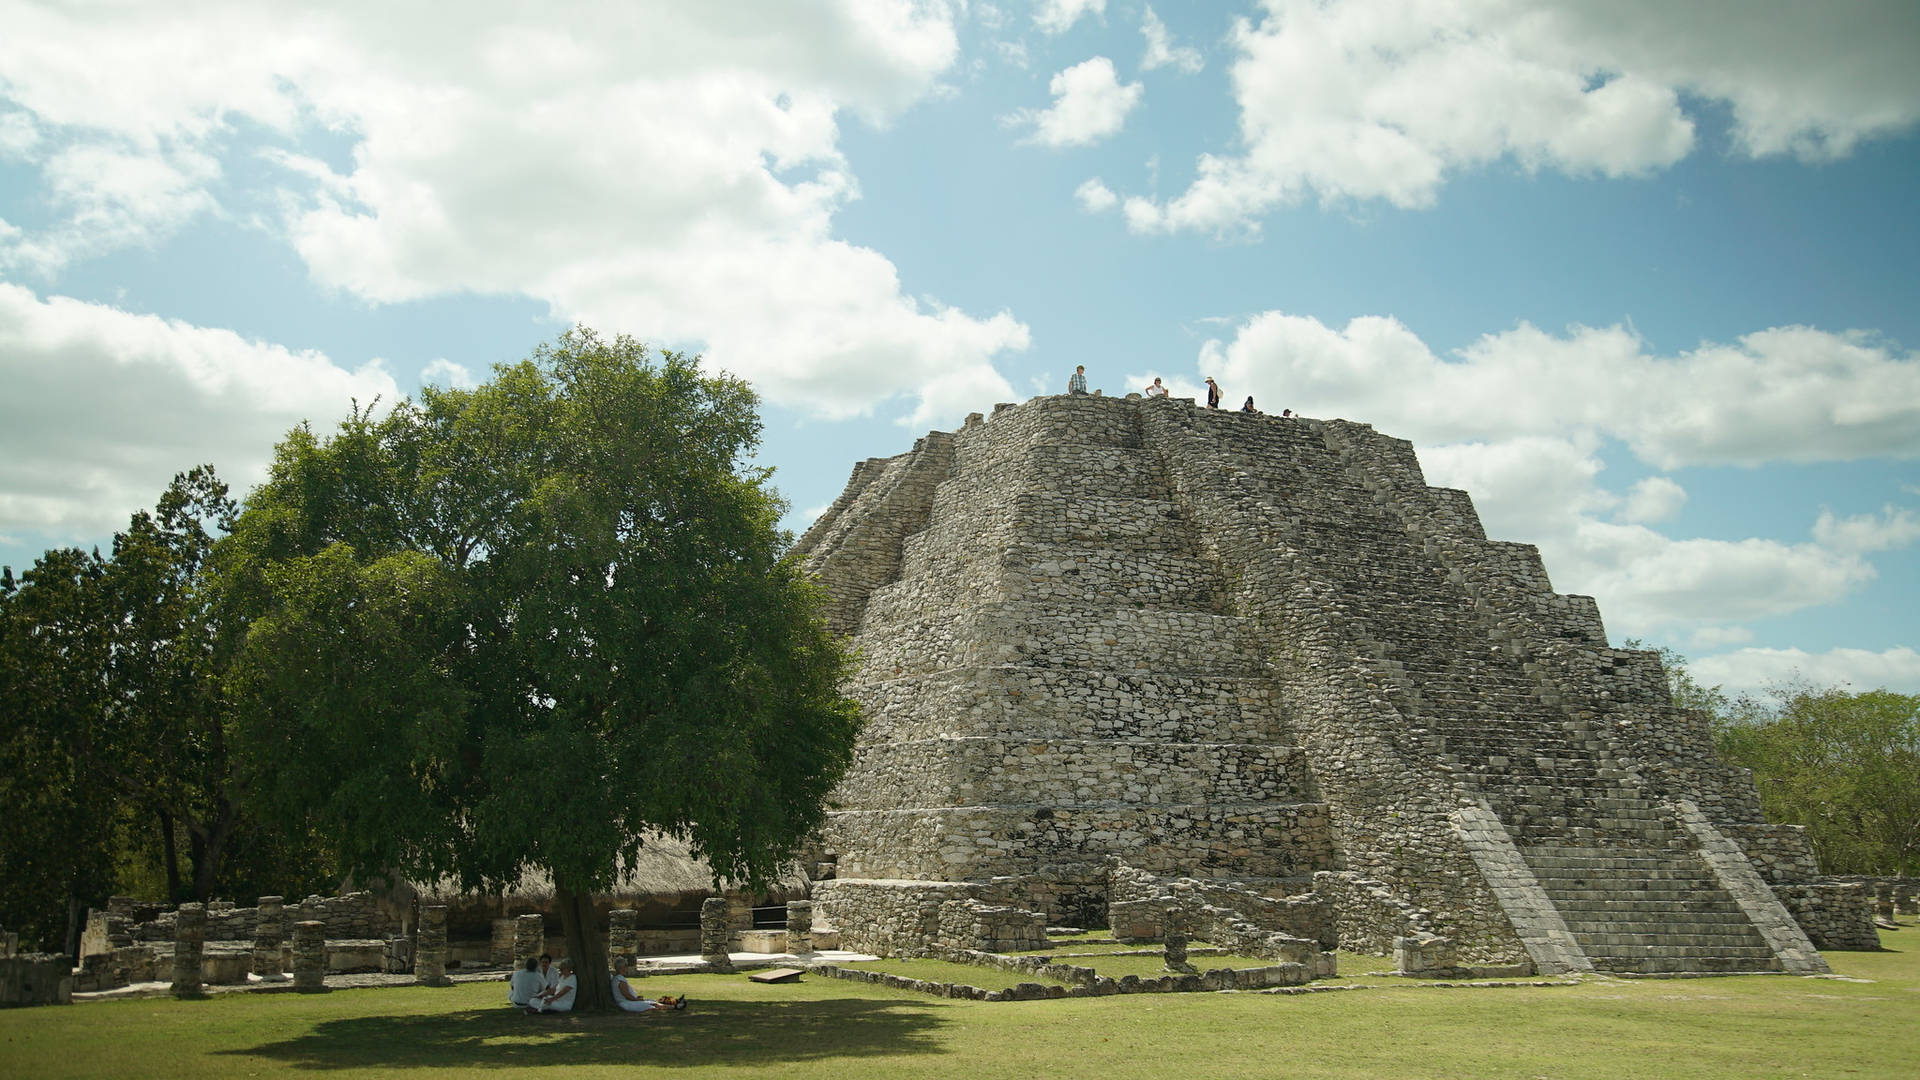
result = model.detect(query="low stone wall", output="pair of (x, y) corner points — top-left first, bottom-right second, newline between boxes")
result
(1775, 883), (1881, 950)
(0, 954), (72, 1007)
(815, 879), (1047, 957)
(111, 892), (393, 949)
(1312, 871), (1432, 956)
(810, 950), (1312, 1000)
(1106, 863), (1333, 950)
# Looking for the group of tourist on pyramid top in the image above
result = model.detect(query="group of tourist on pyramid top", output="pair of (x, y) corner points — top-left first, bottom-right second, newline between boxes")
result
(507, 952), (690, 1015)
(1066, 365), (1294, 420)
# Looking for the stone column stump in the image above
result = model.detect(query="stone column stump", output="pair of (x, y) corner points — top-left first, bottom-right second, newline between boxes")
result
(1895, 884), (1916, 917)
(785, 901), (814, 955)
(252, 896), (286, 978)
(514, 914), (544, 965)
(490, 918), (516, 968)
(415, 904), (451, 986)
(609, 909), (638, 966)
(171, 903), (206, 997)
(700, 897), (735, 972)
(292, 920), (327, 992)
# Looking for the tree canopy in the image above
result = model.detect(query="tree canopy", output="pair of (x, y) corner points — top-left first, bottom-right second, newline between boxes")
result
(1632, 640), (1920, 877)
(215, 329), (861, 1009)
(1, 468), (317, 952)
(1715, 684), (1919, 877)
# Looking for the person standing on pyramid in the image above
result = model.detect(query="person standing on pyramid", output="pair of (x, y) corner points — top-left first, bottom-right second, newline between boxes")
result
(1145, 377), (1169, 398)
(1205, 377), (1221, 408)
(1068, 365), (1088, 394)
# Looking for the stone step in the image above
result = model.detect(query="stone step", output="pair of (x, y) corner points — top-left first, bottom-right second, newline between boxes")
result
(1566, 926), (1774, 941)
(869, 547), (1229, 622)
(822, 799), (1337, 882)
(905, 494), (1194, 550)
(855, 603), (1266, 678)
(834, 736), (1318, 811)
(847, 665), (1298, 745)
(931, 445), (1168, 511)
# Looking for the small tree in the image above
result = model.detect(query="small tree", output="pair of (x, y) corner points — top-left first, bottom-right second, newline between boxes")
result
(216, 329), (861, 1010)
(0, 551), (120, 955)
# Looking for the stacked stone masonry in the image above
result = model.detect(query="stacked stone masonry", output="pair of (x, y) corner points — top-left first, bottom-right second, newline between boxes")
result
(795, 393), (1874, 973)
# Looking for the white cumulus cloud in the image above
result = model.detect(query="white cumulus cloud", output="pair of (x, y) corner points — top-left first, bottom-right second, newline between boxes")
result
(1007, 56), (1144, 147)
(1120, 0), (1920, 233)
(1619, 476), (1687, 524)
(0, 1), (1028, 429)
(0, 283), (399, 544)
(1033, 0), (1105, 36)
(1074, 177), (1119, 212)
(1692, 646), (1920, 698)
(1812, 504), (1920, 554)
(1140, 6), (1204, 74)
(1198, 309), (1920, 639)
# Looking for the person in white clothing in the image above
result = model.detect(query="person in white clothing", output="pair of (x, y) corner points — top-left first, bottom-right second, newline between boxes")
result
(527, 959), (577, 1013)
(508, 957), (544, 1007)
(1144, 377), (1169, 398)
(536, 953), (558, 992)
(610, 957), (687, 1013)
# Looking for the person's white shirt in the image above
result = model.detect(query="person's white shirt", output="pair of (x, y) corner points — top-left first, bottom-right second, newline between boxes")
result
(611, 972), (661, 1012)
(539, 961), (559, 991)
(540, 971), (577, 1012)
(508, 967), (543, 1006)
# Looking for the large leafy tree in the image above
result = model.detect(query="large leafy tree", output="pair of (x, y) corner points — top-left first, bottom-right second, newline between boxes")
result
(216, 329), (861, 1010)
(1717, 685), (1920, 876)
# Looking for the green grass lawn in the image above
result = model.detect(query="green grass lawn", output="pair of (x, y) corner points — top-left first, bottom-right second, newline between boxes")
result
(3, 931), (1915, 1079)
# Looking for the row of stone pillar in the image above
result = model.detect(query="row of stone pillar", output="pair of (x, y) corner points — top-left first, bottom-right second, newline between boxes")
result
(168, 895), (822, 996)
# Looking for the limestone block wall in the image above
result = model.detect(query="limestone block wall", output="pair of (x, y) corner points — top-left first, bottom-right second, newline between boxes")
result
(813, 879), (1045, 957)
(803, 392), (1856, 970)
(796, 432), (955, 636)
(807, 392), (1338, 935)
(825, 801), (1334, 883)
(850, 667), (1290, 746)
(113, 892), (393, 950)
(1774, 883), (1879, 950)
(839, 737), (1315, 811)
(1133, 403), (1529, 965)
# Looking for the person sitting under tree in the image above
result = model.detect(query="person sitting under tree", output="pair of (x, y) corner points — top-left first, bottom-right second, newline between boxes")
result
(611, 957), (688, 1013)
(527, 958), (578, 1013)
(508, 957), (544, 1008)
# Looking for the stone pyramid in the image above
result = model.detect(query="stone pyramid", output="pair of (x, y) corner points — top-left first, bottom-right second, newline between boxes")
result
(795, 393), (1873, 974)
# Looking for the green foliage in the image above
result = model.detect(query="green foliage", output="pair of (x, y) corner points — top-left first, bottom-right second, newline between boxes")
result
(1716, 684), (1920, 876)
(1, 467), (328, 947)
(0, 548), (119, 950)
(215, 328), (861, 1006)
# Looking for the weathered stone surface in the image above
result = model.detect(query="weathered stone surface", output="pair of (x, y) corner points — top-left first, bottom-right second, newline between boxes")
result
(415, 905), (451, 986)
(292, 921), (327, 992)
(170, 903), (206, 998)
(700, 898), (734, 972)
(796, 392), (1870, 972)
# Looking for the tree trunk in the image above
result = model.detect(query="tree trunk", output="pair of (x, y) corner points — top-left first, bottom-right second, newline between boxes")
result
(64, 891), (86, 963)
(159, 808), (183, 903)
(187, 801), (238, 902)
(553, 880), (611, 1013)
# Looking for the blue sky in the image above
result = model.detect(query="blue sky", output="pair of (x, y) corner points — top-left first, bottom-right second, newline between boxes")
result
(2, 1), (1916, 697)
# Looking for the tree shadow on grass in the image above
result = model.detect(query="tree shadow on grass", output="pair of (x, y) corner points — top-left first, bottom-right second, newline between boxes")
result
(220, 997), (950, 1071)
